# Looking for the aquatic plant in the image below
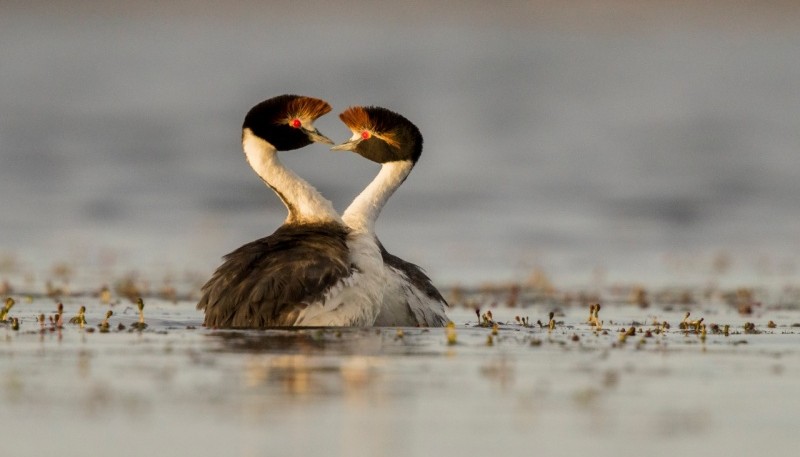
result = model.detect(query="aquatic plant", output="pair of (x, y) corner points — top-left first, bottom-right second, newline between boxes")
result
(743, 322), (759, 334)
(445, 322), (457, 345)
(99, 310), (113, 333)
(0, 297), (15, 321)
(99, 285), (112, 305)
(630, 287), (649, 308)
(130, 297), (148, 330)
(480, 310), (495, 327)
(514, 315), (531, 327)
(587, 304), (602, 329)
(679, 312), (704, 332)
(69, 306), (87, 327)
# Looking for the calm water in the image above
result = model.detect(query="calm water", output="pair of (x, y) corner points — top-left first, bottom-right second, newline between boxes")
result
(1, 6), (800, 288)
(2, 294), (800, 457)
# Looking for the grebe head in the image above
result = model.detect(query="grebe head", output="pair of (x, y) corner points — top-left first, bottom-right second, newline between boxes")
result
(243, 94), (334, 150)
(332, 106), (422, 164)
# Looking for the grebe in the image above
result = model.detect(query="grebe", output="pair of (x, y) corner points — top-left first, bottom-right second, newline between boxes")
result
(333, 106), (449, 327)
(198, 95), (385, 328)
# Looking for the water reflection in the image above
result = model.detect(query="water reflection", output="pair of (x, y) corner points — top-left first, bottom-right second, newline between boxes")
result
(241, 354), (384, 398)
(207, 328), (385, 355)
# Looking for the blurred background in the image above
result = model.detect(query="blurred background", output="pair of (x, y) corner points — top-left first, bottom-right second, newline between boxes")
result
(1, 0), (799, 287)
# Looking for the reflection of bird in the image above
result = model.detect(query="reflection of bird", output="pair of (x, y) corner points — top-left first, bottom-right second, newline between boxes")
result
(333, 106), (448, 326)
(198, 95), (385, 328)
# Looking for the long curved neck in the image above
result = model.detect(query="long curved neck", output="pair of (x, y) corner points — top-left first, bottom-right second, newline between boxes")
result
(242, 128), (341, 225)
(343, 160), (414, 233)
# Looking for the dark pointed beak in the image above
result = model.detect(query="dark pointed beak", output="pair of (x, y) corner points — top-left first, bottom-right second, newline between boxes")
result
(331, 139), (359, 152)
(304, 127), (334, 145)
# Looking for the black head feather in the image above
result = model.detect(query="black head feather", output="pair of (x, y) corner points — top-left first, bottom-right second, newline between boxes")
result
(339, 106), (423, 164)
(243, 94), (331, 151)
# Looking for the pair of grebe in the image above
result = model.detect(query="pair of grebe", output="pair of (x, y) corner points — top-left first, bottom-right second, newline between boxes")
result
(197, 95), (448, 327)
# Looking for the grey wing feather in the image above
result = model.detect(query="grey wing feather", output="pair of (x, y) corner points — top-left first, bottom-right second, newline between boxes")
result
(198, 223), (352, 328)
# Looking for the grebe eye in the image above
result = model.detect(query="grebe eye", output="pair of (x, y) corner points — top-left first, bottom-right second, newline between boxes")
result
(361, 131), (371, 139)
(291, 119), (302, 128)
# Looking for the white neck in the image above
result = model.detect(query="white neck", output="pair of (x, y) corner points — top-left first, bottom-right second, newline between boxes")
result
(242, 128), (341, 225)
(343, 160), (414, 232)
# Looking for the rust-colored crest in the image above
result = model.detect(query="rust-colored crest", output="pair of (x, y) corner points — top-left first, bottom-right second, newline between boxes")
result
(339, 106), (373, 132)
(339, 106), (400, 148)
(287, 96), (332, 120)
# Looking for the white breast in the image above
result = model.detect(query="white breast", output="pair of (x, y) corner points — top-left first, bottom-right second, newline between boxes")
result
(294, 230), (385, 326)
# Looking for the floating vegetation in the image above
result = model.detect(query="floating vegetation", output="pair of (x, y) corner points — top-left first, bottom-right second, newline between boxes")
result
(130, 297), (148, 330)
(743, 322), (759, 334)
(445, 322), (457, 345)
(0, 280), (11, 296)
(99, 285), (112, 305)
(587, 304), (603, 329)
(53, 302), (64, 328)
(99, 310), (113, 333)
(476, 309), (495, 327)
(69, 306), (87, 327)
(679, 312), (705, 332)
(0, 297), (14, 321)
(630, 286), (649, 308)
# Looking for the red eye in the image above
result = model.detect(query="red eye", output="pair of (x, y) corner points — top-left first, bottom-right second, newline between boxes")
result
(361, 130), (371, 139)
(291, 119), (301, 128)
